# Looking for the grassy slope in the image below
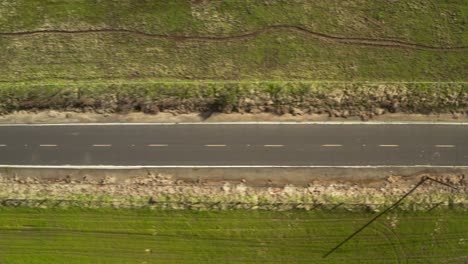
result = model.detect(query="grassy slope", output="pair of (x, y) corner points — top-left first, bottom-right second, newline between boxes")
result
(0, 208), (466, 264)
(1, 0), (466, 45)
(0, 0), (466, 82)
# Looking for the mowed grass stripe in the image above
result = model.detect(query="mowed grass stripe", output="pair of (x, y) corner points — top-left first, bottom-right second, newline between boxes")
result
(0, 208), (465, 263)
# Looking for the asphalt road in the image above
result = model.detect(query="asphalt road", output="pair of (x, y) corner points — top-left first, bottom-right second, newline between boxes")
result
(0, 123), (467, 166)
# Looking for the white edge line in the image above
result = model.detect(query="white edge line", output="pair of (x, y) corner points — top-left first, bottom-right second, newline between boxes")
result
(39, 144), (58, 147)
(0, 165), (467, 169)
(378, 145), (400, 147)
(321, 144), (342, 147)
(92, 144), (112, 147)
(264, 145), (284, 147)
(205, 144), (227, 147)
(0, 121), (467, 126)
(148, 144), (169, 147)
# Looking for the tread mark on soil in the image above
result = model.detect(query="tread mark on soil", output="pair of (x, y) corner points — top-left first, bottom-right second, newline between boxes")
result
(0, 25), (466, 51)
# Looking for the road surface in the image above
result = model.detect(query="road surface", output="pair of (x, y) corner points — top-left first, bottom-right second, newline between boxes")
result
(0, 123), (466, 167)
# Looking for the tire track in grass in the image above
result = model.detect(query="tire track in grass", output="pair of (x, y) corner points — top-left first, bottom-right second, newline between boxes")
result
(1, 25), (467, 51)
(373, 222), (405, 264)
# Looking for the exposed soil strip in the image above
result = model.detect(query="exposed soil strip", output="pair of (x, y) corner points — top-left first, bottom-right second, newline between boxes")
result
(1, 25), (466, 51)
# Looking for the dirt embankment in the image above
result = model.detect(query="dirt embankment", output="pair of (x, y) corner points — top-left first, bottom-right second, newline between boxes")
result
(0, 82), (466, 121)
(1, 111), (466, 124)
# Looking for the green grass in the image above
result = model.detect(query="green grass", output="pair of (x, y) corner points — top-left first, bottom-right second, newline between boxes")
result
(1, 0), (466, 46)
(1, 29), (466, 82)
(0, 0), (466, 82)
(0, 208), (465, 263)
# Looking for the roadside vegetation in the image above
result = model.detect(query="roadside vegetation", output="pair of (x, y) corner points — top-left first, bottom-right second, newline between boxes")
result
(0, 1), (466, 116)
(0, 81), (466, 118)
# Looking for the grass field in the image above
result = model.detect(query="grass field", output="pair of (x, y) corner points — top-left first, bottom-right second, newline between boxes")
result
(0, 208), (465, 263)
(0, 0), (466, 82)
(1, 0), (466, 45)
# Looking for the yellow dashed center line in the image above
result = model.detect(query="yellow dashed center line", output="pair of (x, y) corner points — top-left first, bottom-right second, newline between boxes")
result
(379, 145), (399, 147)
(205, 145), (227, 147)
(435, 145), (455, 148)
(321, 144), (342, 147)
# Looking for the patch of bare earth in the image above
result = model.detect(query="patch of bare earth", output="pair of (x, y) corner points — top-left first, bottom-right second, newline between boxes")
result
(0, 110), (466, 124)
